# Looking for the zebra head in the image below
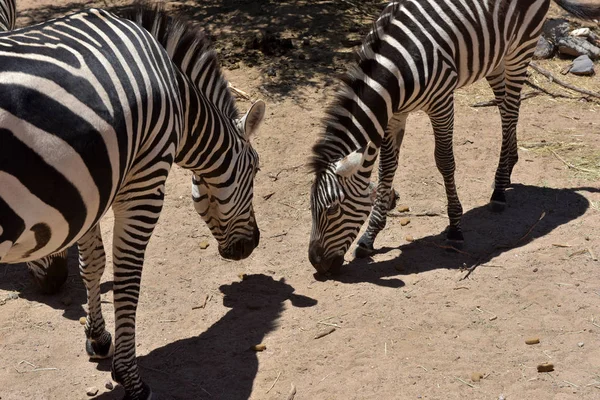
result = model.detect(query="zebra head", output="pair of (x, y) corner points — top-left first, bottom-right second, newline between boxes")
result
(191, 100), (265, 261)
(309, 142), (378, 274)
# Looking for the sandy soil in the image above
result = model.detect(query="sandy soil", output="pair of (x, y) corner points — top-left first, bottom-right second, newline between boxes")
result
(1, 1), (600, 399)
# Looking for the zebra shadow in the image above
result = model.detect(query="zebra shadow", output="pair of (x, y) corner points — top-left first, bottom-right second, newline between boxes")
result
(330, 184), (597, 285)
(93, 274), (317, 400)
(0, 245), (112, 321)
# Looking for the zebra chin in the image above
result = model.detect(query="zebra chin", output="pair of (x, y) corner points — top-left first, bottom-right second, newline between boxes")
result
(308, 241), (345, 275)
(218, 225), (260, 261)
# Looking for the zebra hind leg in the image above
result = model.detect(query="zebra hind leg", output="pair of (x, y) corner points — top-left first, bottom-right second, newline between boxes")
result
(79, 224), (113, 360)
(488, 59), (528, 212)
(27, 249), (68, 295)
(355, 115), (406, 258)
(430, 96), (464, 246)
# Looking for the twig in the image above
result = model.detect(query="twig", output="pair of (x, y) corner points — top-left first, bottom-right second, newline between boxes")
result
(563, 380), (579, 388)
(317, 321), (341, 328)
(591, 316), (600, 329)
(158, 319), (177, 323)
(428, 242), (473, 256)
(529, 63), (600, 100)
(266, 371), (282, 394)
(227, 82), (251, 100)
(455, 377), (475, 388)
(525, 80), (576, 99)
(418, 365), (428, 372)
(550, 149), (598, 174)
(268, 163), (305, 181)
(589, 248), (598, 261)
(518, 211), (546, 243)
(192, 294), (210, 310)
(286, 383), (297, 400)
(269, 232), (288, 239)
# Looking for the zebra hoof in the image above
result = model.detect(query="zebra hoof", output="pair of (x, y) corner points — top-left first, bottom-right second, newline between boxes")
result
(490, 189), (506, 212)
(86, 335), (114, 359)
(354, 243), (375, 259)
(489, 200), (507, 213)
(445, 227), (464, 250)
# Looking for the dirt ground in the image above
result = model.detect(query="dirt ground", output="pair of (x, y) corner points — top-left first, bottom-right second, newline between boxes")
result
(1, 1), (600, 399)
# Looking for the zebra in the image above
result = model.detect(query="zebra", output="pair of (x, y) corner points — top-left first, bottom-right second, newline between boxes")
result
(308, 0), (600, 274)
(0, 0), (70, 295)
(0, 4), (265, 399)
(0, 0), (14, 31)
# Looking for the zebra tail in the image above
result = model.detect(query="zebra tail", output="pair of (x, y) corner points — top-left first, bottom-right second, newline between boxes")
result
(552, 0), (600, 20)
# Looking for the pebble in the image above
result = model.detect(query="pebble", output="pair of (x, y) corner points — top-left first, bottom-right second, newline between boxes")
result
(251, 344), (267, 351)
(199, 241), (210, 249)
(537, 363), (554, 373)
(405, 234), (414, 242)
(570, 55), (595, 76)
(498, 395), (506, 400)
(266, 67), (277, 77)
(79, 317), (87, 325)
(525, 338), (540, 345)
(105, 380), (114, 390)
(578, 342), (584, 348)
(399, 218), (411, 226)
(397, 205), (410, 212)
(533, 267), (538, 272)
(471, 372), (483, 382)
(61, 296), (72, 306)
(86, 387), (99, 396)
(6, 292), (18, 300)
(302, 37), (310, 46)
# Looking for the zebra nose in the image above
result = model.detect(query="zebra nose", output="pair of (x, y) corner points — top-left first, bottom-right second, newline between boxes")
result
(308, 240), (324, 268)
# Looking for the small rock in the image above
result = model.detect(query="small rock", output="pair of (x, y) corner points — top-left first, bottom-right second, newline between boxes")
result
(105, 381), (114, 390)
(525, 337), (540, 345)
(298, 53), (306, 60)
(86, 387), (99, 396)
(397, 205), (410, 213)
(533, 267), (538, 272)
(405, 234), (414, 242)
(6, 292), (18, 300)
(542, 18), (571, 42)
(533, 36), (556, 59)
(238, 273), (247, 281)
(302, 37), (310, 46)
(570, 27), (591, 37)
(61, 296), (72, 306)
(578, 342), (584, 347)
(251, 344), (266, 351)
(471, 372), (483, 382)
(570, 55), (595, 76)
(199, 241), (210, 250)
(79, 317), (87, 325)
(537, 363), (554, 373)
(399, 218), (411, 226)
(498, 395), (506, 400)
(266, 67), (276, 77)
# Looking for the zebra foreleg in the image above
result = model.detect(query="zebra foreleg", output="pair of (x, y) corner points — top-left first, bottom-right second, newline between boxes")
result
(355, 115), (407, 258)
(79, 224), (113, 360)
(490, 59), (528, 211)
(110, 192), (164, 400)
(430, 97), (464, 246)
(26, 249), (68, 295)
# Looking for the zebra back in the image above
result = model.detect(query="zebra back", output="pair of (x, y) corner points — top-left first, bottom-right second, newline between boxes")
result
(0, 0), (16, 31)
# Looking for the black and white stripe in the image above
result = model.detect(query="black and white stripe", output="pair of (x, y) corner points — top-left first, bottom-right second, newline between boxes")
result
(308, 0), (600, 273)
(0, 0), (14, 31)
(0, 4), (264, 399)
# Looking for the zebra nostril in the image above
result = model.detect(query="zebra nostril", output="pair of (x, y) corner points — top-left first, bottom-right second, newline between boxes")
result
(308, 241), (324, 267)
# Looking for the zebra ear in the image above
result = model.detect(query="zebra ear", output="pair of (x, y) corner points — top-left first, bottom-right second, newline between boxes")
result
(239, 100), (265, 139)
(335, 142), (377, 178)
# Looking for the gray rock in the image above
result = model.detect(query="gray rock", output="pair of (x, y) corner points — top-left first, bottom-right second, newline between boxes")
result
(534, 36), (556, 59)
(86, 387), (99, 396)
(570, 55), (595, 76)
(558, 36), (600, 59)
(542, 18), (571, 43)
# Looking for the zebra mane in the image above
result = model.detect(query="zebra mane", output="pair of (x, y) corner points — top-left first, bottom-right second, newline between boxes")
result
(120, 2), (239, 120)
(308, 2), (401, 174)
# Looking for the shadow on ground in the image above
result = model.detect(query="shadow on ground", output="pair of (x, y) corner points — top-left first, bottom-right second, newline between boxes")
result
(17, 0), (387, 100)
(0, 245), (111, 321)
(331, 184), (597, 285)
(90, 274), (316, 400)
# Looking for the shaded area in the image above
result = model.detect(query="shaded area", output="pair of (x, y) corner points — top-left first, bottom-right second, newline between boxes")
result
(17, 0), (387, 100)
(92, 274), (317, 400)
(0, 245), (112, 321)
(330, 184), (596, 285)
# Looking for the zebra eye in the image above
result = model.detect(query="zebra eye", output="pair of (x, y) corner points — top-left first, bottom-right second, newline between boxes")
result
(326, 203), (340, 215)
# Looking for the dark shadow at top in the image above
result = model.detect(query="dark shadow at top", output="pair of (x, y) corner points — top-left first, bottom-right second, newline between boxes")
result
(328, 184), (596, 285)
(91, 274), (317, 400)
(17, 0), (387, 101)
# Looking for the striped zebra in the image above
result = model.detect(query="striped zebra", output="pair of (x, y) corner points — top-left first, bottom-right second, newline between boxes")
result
(308, 0), (600, 273)
(0, 4), (264, 399)
(0, 0), (70, 294)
